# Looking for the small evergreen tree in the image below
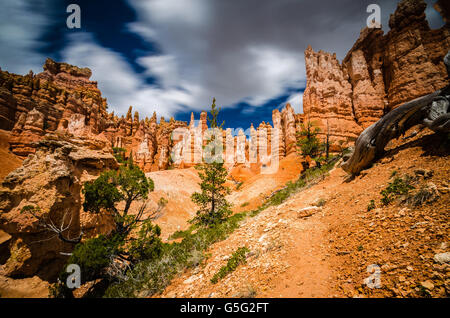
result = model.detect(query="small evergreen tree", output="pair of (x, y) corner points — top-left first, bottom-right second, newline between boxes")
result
(296, 121), (325, 168)
(45, 160), (167, 297)
(82, 159), (156, 234)
(190, 98), (232, 228)
(112, 147), (127, 164)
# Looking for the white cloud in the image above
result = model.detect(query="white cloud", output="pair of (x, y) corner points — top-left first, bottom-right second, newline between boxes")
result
(61, 33), (191, 119)
(244, 46), (306, 106)
(284, 92), (304, 114)
(125, 0), (309, 115)
(137, 55), (179, 88)
(136, 0), (211, 27)
(0, 0), (51, 74)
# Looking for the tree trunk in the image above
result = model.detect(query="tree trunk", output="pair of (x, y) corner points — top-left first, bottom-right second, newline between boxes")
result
(342, 50), (450, 175)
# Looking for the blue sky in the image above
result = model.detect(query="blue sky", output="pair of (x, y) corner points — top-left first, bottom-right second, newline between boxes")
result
(0, 0), (444, 129)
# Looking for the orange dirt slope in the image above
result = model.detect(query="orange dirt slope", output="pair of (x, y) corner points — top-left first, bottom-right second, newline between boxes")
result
(158, 127), (449, 298)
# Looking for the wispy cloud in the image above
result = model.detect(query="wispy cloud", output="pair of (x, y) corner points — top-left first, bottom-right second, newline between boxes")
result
(61, 33), (189, 119)
(0, 0), (52, 74)
(0, 0), (444, 124)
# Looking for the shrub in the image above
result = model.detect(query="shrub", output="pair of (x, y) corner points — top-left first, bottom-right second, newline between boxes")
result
(211, 247), (250, 284)
(50, 162), (163, 297)
(380, 175), (414, 206)
(367, 199), (376, 211)
(82, 162), (155, 233)
(105, 212), (247, 297)
(68, 234), (124, 283)
(315, 198), (326, 207)
(128, 220), (163, 261)
(406, 184), (439, 207)
(112, 147), (127, 164)
(296, 121), (325, 167)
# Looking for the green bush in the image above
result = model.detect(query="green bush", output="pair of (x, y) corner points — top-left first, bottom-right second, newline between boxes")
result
(380, 175), (414, 206)
(82, 163), (154, 232)
(105, 212), (246, 297)
(211, 247), (249, 284)
(112, 147), (127, 164)
(50, 162), (163, 297)
(367, 199), (376, 211)
(296, 121), (326, 167)
(128, 220), (163, 261)
(68, 234), (124, 283)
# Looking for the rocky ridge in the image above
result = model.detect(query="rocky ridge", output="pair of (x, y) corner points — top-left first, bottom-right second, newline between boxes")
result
(303, 0), (450, 144)
(0, 61), (303, 174)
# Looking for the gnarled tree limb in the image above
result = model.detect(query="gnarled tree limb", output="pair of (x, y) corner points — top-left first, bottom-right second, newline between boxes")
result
(342, 50), (450, 175)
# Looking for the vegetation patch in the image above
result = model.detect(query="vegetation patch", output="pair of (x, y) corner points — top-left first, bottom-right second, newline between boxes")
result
(210, 247), (249, 284)
(406, 184), (439, 207)
(112, 147), (127, 164)
(240, 202), (250, 208)
(315, 198), (327, 207)
(251, 158), (339, 216)
(380, 175), (414, 206)
(367, 199), (376, 211)
(105, 211), (247, 297)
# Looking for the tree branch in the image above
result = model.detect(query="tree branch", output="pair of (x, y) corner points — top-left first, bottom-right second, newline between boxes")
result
(342, 50), (450, 175)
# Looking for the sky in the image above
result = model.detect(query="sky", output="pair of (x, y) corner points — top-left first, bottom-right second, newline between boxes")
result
(0, 0), (445, 130)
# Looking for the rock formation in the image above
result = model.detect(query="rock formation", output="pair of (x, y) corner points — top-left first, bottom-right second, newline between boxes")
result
(303, 0), (450, 145)
(343, 50), (450, 175)
(1, 1), (447, 171)
(0, 134), (117, 279)
(1, 55), (305, 173)
(0, 59), (189, 172)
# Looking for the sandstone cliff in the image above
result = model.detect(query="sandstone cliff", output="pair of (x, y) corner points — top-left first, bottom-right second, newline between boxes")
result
(0, 59), (189, 172)
(0, 134), (117, 279)
(303, 0), (450, 144)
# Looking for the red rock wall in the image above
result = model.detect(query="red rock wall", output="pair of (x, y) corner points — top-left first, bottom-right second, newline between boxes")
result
(0, 56), (301, 170)
(0, 59), (188, 171)
(303, 0), (450, 145)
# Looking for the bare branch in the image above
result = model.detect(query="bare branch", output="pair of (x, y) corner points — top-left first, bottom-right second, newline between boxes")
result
(23, 207), (83, 244)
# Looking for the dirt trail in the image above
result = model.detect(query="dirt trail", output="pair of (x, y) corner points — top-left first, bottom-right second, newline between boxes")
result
(160, 167), (347, 298)
(159, 128), (449, 298)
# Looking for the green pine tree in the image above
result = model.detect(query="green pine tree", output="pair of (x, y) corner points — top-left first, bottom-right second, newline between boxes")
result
(190, 98), (232, 227)
(296, 120), (325, 168)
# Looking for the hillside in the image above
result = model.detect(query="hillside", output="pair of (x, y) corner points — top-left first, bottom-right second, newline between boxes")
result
(158, 127), (449, 298)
